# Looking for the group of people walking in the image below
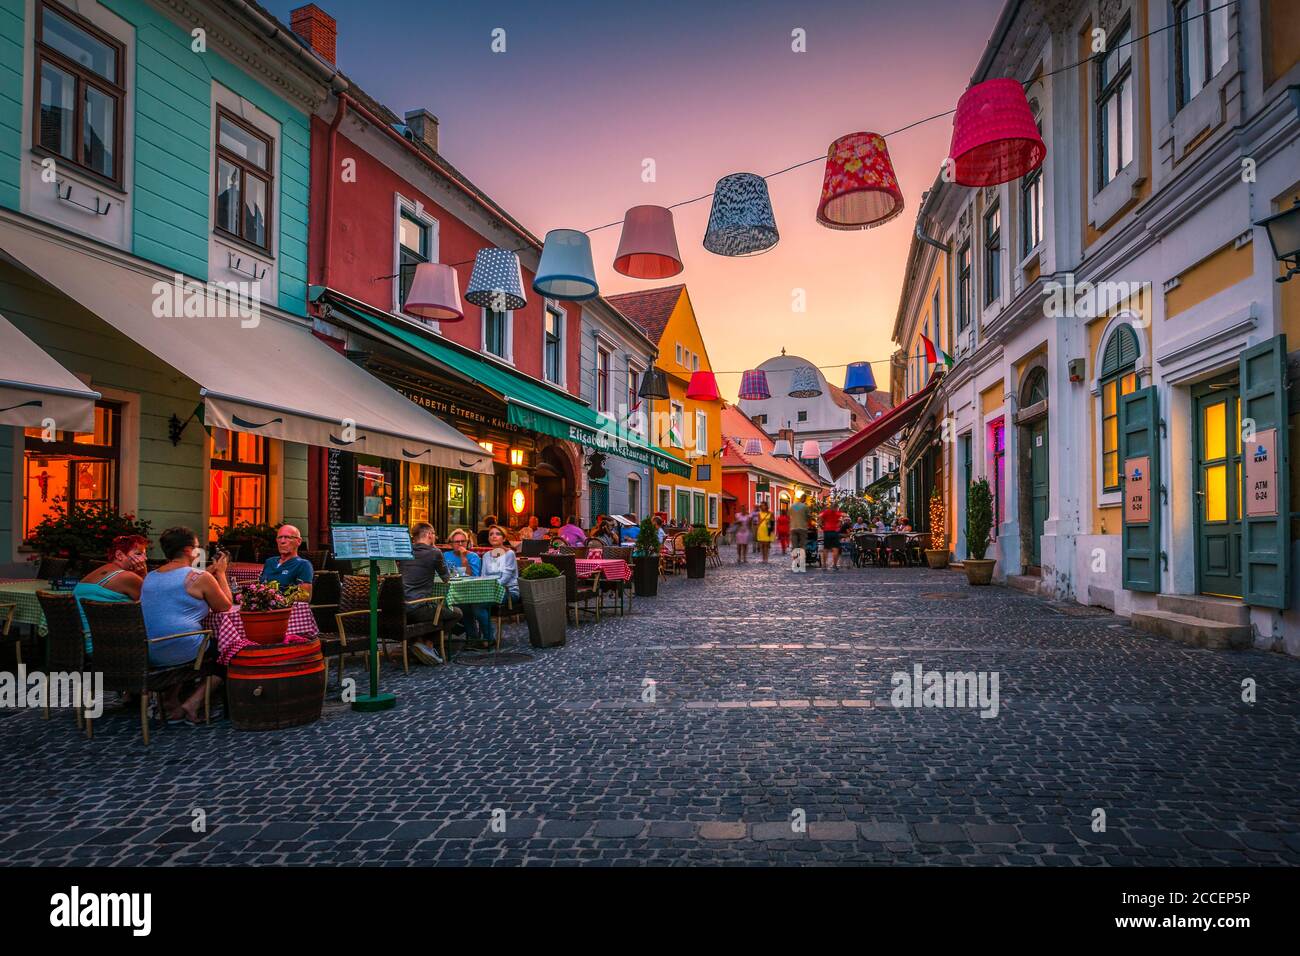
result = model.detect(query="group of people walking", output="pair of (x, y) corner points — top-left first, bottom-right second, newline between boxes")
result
(731, 499), (912, 571)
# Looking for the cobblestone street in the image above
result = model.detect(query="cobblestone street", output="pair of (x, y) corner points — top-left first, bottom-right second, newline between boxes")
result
(2, 551), (1298, 866)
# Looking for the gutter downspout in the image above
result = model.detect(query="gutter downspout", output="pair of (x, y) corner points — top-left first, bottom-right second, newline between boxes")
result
(321, 96), (347, 292)
(915, 189), (951, 255)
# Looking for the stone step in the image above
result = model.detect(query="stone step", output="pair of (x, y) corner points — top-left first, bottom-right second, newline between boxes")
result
(1130, 609), (1252, 651)
(1156, 593), (1249, 625)
(1007, 574), (1043, 594)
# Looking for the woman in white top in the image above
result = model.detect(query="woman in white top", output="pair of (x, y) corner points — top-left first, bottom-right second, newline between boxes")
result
(476, 525), (520, 647)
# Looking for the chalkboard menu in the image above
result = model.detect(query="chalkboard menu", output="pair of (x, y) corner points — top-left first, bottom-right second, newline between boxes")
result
(327, 449), (343, 527)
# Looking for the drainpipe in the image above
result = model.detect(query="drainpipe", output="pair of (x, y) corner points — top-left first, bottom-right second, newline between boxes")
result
(915, 190), (951, 254)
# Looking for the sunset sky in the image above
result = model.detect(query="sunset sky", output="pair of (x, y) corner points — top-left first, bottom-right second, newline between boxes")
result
(265, 0), (1007, 398)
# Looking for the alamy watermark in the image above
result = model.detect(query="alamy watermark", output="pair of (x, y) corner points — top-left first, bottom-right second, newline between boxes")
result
(891, 663), (1000, 718)
(0, 665), (104, 719)
(151, 274), (261, 328)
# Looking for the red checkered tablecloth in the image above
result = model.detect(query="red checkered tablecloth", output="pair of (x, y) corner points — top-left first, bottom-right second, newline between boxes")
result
(574, 558), (631, 582)
(227, 563), (264, 587)
(206, 601), (318, 665)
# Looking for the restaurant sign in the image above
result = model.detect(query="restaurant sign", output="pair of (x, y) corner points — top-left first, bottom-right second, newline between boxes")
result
(1244, 428), (1278, 518)
(1124, 455), (1150, 525)
(504, 402), (691, 477)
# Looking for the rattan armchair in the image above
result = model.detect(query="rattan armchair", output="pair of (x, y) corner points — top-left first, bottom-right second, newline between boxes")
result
(35, 591), (89, 733)
(545, 554), (601, 624)
(0, 602), (17, 667)
(335, 574), (446, 675)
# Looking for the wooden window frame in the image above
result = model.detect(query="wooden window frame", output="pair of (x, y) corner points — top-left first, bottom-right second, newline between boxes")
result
(214, 106), (275, 254)
(1095, 17), (1133, 190)
(22, 402), (122, 536)
(984, 201), (1001, 306)
(957, 243), (972, 331)
(209, 429), (270, 533)
(596, 344), (611, 414)
(543, 306), (564, 385)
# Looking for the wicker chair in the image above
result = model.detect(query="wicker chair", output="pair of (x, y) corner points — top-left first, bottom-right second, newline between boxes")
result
(36, 556), (70, 581)
(884, 533), (911, 567)
(598, 547), (632, 617)
(80, 600), (211, 746)
(660, 533), (687, 577)
(0, 601), (18, 668)
(335, 574), (446, 674)
(301, 550), (330, 574)
(35, 591), (89, 732)
(909, 533), (931, 567)
(706, 531), (723, 569)
(520, 539), (550, 558)
(545, 554), (601, 624)
(854, 534), (882, 567)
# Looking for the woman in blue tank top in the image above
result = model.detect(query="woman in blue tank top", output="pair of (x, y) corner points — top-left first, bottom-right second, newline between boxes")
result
(73, 534), (148, 654)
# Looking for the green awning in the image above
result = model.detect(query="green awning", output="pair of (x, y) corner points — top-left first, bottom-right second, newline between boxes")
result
(863, 470), (900, 498)
(347, 307), (692, 478)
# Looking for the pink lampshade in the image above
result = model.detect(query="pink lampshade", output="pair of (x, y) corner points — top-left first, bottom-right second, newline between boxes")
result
(613, 205), (684, 279)
(404, 262), (464, 321)
(948, 78), (1047, 187)
(685, 370), (721, 401)
(800, 440), (822, 459)
(816, 132), (904, 230)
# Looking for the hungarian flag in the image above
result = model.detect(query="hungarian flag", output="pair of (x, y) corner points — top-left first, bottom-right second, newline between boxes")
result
(922, 334), (955, 369)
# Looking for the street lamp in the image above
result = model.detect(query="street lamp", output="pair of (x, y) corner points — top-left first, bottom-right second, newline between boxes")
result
(1257, 198), (1300, 283)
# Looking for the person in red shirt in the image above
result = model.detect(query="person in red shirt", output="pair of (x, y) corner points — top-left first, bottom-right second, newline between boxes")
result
(776, 507), (791, 554)
(820, 505), (845, 570)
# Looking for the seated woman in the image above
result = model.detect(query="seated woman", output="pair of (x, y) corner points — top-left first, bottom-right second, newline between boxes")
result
(74, 534), (148, 655)
(445, 528), (489, 645)
(480, 525), (521, 645)
(140, 526), (231, 724)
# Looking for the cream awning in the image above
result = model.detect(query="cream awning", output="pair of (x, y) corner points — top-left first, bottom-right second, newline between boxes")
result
(0, 221), (491, 472)
(0, 311), (100, 432)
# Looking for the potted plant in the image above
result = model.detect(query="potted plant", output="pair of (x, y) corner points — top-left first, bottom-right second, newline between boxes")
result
(964, 478), (996, 585)
(24, 498), (152, 576)
(683, 525), (711, 579)
(520, 561), (567, 648)
(238, 580), (294, 644)
(925, 489), (950, 569)
(632, 518), (661, 597)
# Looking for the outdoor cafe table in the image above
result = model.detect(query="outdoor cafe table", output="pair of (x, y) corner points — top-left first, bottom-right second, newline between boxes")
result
(573, 558), (631, 582)
(227, 563), (264, 587)
(0, 579), (53, 633)
(204, 601), (319, 665)
(428, 576), (506, 609)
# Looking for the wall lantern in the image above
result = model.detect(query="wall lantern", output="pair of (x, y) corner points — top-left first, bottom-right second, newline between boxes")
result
(509, 448), (526, 466)
(478, 440), (494, 454)
(1257, 198), (1300, 283)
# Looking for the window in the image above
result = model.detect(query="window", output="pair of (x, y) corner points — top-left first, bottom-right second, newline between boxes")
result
(692, 354), (699, 372)
(627, 474), (641, 516)
(23, 402), (120, 539)
(797, 410), (808, 423)
(708, 494), (719, 527)
(596, 344), (611, 414)
(991, 422), (1005, 533)
(1022, 132), (1045, 255)
(984, 201), (1001, 305)
(1096, 19), (1134, 188)
(396, 212), (429, 311)
(483, 307), (511, 360)
(669, 401), (685, 447)
(215, 109), (274, 251)
(1175, 0), (1230, 108)
(34, 1), (124, 184)
(1099, 324), (1140, 491)
(544, 306), (563, 384)
(754, 414), (767, 426)
(695, 410), (707, 455)
(932, 289), (941, 351)
(627, 364), (643, 432)
(208, 428), (268, 539)
(692, 491), (706, 525)
(675, 343), (683, 365)
(957, 243), (972, 330)
(657, 485), (671, 516)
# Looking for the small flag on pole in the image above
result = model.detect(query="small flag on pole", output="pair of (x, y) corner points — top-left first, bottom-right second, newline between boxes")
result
(922, 334), (955, 369)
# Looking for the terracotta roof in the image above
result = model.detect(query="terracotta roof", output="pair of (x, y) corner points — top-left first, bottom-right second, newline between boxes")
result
(720, 405), (829, 488)
(828, 382), (894, 434)
(605, 285), (686, 345)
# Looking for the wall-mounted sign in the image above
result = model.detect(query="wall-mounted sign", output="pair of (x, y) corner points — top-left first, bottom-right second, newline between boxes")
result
(511, 487), (527, 515)
(1124, 455), (1150, 525)
(447, 479), (466, 510)
(1244, 427), (1278, 518)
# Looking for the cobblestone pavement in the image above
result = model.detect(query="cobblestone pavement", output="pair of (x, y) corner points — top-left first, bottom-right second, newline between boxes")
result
(2, 550), (1299, 866)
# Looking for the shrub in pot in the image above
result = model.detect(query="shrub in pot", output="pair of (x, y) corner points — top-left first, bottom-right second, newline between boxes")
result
(520, 561), (567, 647)
(239, 581), (294, 644)
(632, 518), (661, 597)
(964, 478), (996, 586)
(683, 525), (711, 579)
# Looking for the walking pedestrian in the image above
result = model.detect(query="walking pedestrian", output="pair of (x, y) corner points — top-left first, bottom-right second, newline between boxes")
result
(789, 495), (809, 554)
(776, 506), (791, 554)
(756, 502), (774, 563)
(734, 507), (751, 563)
(819, 502), (845, 570)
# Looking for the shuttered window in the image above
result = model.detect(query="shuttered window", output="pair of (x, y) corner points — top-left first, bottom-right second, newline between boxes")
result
(1100, 324), (1140, 491)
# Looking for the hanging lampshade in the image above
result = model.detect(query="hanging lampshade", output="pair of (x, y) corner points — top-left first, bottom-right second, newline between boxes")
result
(464, 247), (527, 310)
(533, 229), (599, 300)
(788, 365), (823, 398)
(703, 173), (779, 257)
(737, 369), (771, 401)
(772, 438), (793, 458)
(613, 205), (684, 279)
(637, 366), (670, 401)
(685, 370), (721, 401)
(800, 440), (822, 460)
(842, 361), (877, 395)
(404, 262), (464, 321)
(816, 132), (904, 230)
(744, 438), (762, 456)
(948, 77), (1047, 187)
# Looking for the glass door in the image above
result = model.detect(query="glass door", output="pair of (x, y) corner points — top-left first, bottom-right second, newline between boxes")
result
(1194, 383), (1242, 598)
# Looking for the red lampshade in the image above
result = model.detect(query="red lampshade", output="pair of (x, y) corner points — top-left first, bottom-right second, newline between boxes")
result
(404, 262), (464, 321)
(685, 370), (721, 401)
(800, 440), (822, 459)
(613, 205), (684, 279)
(948, 78), (1047, 187)
(816, 132), (904, 230)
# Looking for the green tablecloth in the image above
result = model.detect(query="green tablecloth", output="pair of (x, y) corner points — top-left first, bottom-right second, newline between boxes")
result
(429, 577), (505, 608)
(0, 580), (52, 633)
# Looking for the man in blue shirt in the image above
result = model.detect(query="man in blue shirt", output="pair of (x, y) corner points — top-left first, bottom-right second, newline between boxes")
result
(260, 524), (314, 596)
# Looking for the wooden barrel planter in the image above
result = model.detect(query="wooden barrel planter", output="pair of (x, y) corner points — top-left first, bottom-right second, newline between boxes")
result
(227, 638), (326, 731)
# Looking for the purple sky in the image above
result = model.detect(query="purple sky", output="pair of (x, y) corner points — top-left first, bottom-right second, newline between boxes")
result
(265, 0), (1007, 398)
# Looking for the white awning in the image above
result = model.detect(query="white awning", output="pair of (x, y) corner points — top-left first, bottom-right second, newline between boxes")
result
(0, 311), (100, 432)
(0, 221), (492, 473)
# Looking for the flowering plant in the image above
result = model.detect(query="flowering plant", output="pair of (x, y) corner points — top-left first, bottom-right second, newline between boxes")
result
(238, 580), (293, 613)
(24, 498), (151, 570)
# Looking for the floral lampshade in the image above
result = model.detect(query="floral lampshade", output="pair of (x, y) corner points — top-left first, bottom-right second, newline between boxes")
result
(772, 438), (793, 459)
(948, 77), (1047, 187)
(800, 440), (822, 460)
(533, 229), (599, 300)
(738, 369), (771, 401)
(613, 205), (684, 279)
(843, 361), (877, 394)
(464, 247), (527, 311)
(788, 365), (822, 398)
(637, 367), (670, 401)
(703, 173), (779, 257)
(816, 132), (905, 230)
(744, 438), (762, 456)
(404, 262), (464, 321)
(685, 370), (721, 401)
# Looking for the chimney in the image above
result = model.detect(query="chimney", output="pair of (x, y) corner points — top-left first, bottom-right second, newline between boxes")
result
(778, 426), (795, 447)
(290, 4), (336, 66)
(404, 109), (439, 154)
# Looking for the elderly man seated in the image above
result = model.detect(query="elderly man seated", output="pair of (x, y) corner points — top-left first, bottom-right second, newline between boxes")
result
(260, 524), (313, 596)
(399, 522), (463, 666)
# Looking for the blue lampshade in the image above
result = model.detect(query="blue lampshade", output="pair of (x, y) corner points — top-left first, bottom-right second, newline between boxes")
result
(465, 248), (527, 310)
(533, 229), (598, 300)
(843, 361), (877, 394)
(788, 365), (822, 398)
(703, 173), (779, 257)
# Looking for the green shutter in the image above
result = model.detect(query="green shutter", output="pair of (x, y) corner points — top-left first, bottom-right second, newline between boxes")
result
(1102, 325), (1139, 377)
(1120, 385), (1161, 592)
(1239, 334), (1290, 609)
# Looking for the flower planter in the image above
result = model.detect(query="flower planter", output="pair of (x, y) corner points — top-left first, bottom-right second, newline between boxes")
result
(633, 555), (659, 596)
(521, 575), (567, 648)
(240, 608), (292, 645)
(924, 549), (950, 570)
(964, 559), (996, 586)
(684, 546), (707, 579)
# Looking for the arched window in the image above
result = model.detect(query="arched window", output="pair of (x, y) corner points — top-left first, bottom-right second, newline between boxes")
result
(1022, 366), (1048, 406)
(1099, 324), (1139, 491)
